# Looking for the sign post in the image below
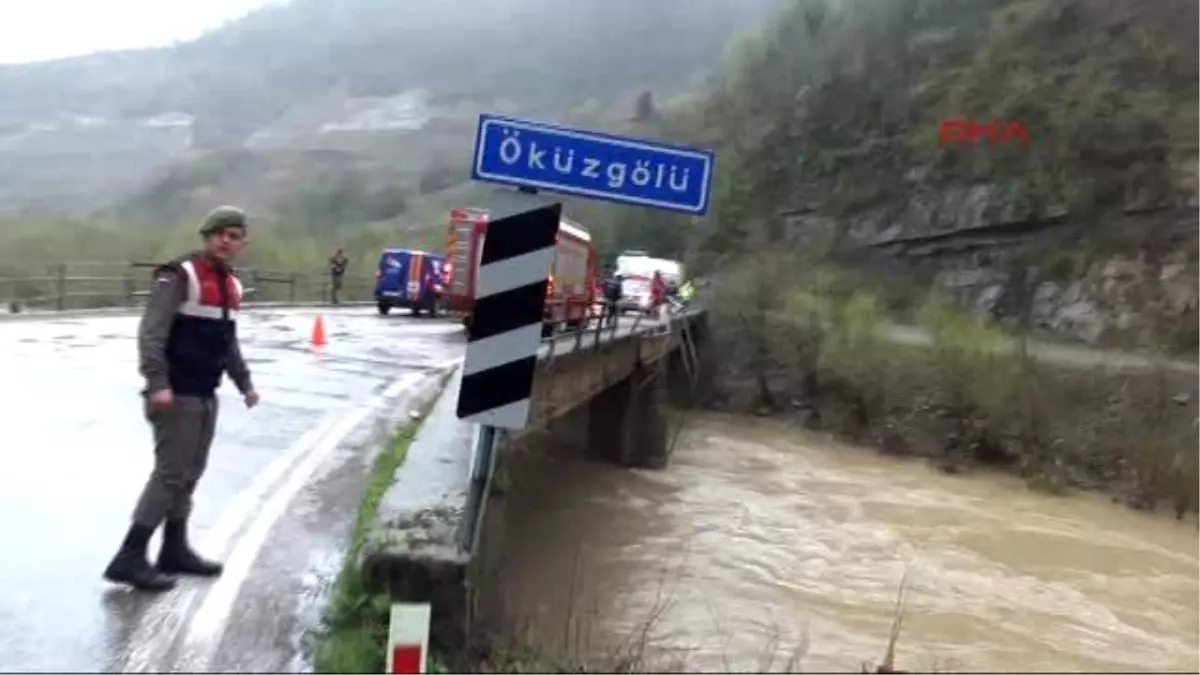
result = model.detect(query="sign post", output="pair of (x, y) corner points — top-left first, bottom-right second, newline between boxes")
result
(432, 112), (716, 673)
(454, 114), (715, 548)
(455, 192), (561, 554)
(470, 113), (715, 215)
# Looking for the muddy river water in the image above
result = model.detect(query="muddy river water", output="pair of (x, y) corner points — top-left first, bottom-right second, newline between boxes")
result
(488, 413), (1198, 673)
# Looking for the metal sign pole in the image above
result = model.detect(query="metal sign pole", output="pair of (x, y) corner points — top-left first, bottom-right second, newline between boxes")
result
(459, 423), (498, 555)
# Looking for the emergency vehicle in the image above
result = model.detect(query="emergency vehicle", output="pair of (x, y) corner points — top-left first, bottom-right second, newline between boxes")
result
(374, 248), (446, 316)
(444, 207), (597, 336)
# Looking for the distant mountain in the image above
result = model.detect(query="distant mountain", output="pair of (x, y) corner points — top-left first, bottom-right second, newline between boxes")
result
(0, 0), (778, 218)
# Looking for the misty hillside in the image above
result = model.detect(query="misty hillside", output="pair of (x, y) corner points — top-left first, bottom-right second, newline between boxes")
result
(0, 0), (776, 218)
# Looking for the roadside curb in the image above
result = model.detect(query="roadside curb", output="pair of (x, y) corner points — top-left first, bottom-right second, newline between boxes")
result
(359, 366), (473, 648)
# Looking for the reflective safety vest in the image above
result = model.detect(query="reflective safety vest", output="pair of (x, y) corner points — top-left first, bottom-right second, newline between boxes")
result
(163, 253), (244, 396)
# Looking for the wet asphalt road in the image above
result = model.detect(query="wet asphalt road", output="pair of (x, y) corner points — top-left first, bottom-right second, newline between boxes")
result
(0, 307), (465, 673)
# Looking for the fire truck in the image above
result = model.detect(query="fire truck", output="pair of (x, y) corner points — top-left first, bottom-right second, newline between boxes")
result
(443, 207), (597, 336)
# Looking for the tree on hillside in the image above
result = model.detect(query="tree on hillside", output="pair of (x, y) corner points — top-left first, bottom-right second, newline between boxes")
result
(417, 165), (462, 196)
(280, 171), (410, 228)
(634, 91), (658, 121)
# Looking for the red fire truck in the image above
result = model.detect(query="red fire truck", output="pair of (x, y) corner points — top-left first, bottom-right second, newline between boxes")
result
(443, 207), (597, 336)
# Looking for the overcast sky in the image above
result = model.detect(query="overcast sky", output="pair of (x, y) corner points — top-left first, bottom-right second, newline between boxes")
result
(0, 0), (281, 64)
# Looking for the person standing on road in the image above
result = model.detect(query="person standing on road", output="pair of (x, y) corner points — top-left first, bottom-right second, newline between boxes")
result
(603, 269), (624, 327)
(678, 279), (696, 305)
(329, 248), (349, 305)
(650, 270), (666, 316)
(103, 205), (261, 593)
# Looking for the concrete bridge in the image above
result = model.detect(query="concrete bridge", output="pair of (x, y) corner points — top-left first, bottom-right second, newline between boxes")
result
(361, 306), (710, 647)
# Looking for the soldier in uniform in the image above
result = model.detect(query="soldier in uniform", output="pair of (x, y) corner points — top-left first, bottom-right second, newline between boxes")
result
(329, 248), (349, 305)
(103, 206), (261, 592)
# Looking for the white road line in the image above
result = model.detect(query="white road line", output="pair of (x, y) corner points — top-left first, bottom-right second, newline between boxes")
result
(173, 372), (426, 672)
(121, 369), (428, 673)
(122, 408), (348, 673)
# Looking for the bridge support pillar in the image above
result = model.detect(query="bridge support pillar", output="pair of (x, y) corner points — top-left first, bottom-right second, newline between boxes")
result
(587, 362), (669, 469)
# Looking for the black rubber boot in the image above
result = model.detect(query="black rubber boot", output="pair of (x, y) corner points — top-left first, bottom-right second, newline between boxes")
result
(157, 519), (223, 577)
(103, 523), (177, 592)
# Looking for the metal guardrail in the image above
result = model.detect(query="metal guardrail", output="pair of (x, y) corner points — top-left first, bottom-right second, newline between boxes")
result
(539, 300), (701, 360)
(0, 261), (376, 312)
(1, 263), (707, 356)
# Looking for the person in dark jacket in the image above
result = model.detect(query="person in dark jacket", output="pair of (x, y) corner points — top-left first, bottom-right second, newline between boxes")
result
(102, 205), (260, 592)
(329, 248), (349, 304)
(603, 271), (624, 326)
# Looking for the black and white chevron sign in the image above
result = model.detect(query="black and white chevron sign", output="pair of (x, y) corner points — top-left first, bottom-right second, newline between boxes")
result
(455, 201), (562, 429)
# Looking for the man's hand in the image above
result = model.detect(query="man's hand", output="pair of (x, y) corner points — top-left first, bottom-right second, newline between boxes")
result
(243, 389), (260, 409)
(149, 388), (175, 412)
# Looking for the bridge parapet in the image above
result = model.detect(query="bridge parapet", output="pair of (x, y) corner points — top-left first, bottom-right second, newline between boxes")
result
(531, 306), (703, 429)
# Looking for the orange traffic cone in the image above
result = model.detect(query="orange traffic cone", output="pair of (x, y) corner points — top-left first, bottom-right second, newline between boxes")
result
(311, 313), (328, 348)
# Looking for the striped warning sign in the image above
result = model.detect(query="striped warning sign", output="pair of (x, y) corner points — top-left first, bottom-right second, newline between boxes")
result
(387, 602), (431, 674)
(456, 201), (561, 429)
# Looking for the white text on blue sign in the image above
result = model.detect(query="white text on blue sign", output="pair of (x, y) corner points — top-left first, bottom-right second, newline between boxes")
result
(471, 115), (714, 216)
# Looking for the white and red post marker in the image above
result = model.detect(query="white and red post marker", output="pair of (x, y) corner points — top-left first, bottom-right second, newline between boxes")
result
(387, 602), (432, 674)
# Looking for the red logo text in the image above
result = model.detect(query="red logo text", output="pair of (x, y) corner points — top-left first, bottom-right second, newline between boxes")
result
(939, 119), (1031, 145)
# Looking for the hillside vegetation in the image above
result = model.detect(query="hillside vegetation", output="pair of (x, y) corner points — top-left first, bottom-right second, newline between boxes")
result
(647, 0), (1198, 515)
(2, 0), (1195, 288)
(584, 0), (1197, 263)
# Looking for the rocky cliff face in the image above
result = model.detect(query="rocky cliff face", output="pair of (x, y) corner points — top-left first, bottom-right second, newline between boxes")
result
(937, 232), (1198, 351)
(812, 174), (1199, 353)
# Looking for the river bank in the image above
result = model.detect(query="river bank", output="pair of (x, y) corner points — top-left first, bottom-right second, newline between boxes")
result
(700, 267), (1198, 516)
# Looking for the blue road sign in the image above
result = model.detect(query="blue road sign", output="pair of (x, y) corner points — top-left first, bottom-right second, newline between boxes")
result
(471, 114), (715, 216)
